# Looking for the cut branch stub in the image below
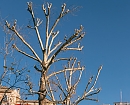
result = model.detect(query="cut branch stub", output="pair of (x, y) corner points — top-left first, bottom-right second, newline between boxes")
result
(5, 20), (10, 28)
(36, 18), (43, 26)
(61, 3), (66, 13)
(42, 3), (52, 16)
(27, 2), (33, 12)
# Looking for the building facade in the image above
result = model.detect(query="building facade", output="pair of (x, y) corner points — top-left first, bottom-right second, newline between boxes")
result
(0, 85), (52, 105)
(114, 102), (130, 105)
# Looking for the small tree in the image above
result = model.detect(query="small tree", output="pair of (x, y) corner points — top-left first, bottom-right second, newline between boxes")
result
(0, 30), (31, 104)
(4, 2), (102, 105)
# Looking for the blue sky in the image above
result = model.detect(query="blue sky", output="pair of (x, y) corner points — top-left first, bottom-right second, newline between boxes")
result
(0, 0), (130, 105)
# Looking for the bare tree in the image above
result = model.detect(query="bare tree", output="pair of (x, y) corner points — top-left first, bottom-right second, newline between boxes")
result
(0, 26), (31, 104)
(4, 2), (102, 105)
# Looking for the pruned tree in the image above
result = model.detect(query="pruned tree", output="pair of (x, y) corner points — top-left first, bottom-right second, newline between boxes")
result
(4, 2), (102, 105)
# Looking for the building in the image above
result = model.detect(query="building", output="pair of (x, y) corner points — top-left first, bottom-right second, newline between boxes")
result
(114, 102), (130, 105)
(0, 85), (52, 105)
(0, 85), (21, 105)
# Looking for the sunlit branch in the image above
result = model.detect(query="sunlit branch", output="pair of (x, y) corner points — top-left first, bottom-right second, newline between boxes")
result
(86, 88), (101, 97)
(68, 58), (77, 90)
(87, 65), (103, 94)
(12, 44), (38, 61)
(48, 25), (84, 67)
(54, 58), (70, 62)
(27, 2), (44, 51)
(74, 66), (102, 105)
(47, 67), (84, 79)
(84, 76), (94, 92)
(47, 80), (55, 102)
(5, 20), (42, 63)
(64, 33), (85, 48)
(74, 88), (101, 104)
(64, 67), (68, 89)
(67, 57), (73, 68)
(62, 46), (83, 51)
(48, 3), (69, 38)
(49, 41), (62, 55)
(42, 3), (52, 53)
(73, 70), (83, 88)
(48, 31), (59, 56)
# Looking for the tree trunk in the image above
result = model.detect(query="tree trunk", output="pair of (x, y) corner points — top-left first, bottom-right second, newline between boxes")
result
(65, 97), (71, 105)
(38, 73), (47, 105)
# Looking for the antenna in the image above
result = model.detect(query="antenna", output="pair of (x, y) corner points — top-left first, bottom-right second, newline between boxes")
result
(120, 90), (122, 102)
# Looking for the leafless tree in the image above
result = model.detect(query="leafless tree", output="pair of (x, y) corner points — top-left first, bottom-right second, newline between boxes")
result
(0, 27), (31, 104)
(4, 2), (102, 105)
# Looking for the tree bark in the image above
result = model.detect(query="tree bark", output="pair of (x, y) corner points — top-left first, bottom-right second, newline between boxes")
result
(38, 72), (47, 105)
(66, 97), (71, 105)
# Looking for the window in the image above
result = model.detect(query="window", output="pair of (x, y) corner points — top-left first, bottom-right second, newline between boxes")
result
(3, 95), (7, 102)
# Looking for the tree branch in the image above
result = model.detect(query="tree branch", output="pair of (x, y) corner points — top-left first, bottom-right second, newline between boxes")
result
(74, 66), (103, 105)
(47, 67), (84, 79)
(48, 3), (69, 38)
(64, 32), (85, 48)
(73, 70), (83, 89)
(54, 58), (70, 62)
(34, 65), (42, 72)
(12, 44), (38, 61)
(27, 2), (44, 51)
(48, 25), (84, 67)
(84, 98), (98, 102)
(5, 20), (42, 63)
(42, 3), (52, 53)
(54, 74), (67, 97)
(49, 41), (62, 55)
(87, 65), (103, 95)
(47, 80), (55, 102)
(48, 31), (59, 56)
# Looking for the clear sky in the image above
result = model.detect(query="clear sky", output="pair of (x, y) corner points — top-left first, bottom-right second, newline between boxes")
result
(0, 0), (130, 105)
